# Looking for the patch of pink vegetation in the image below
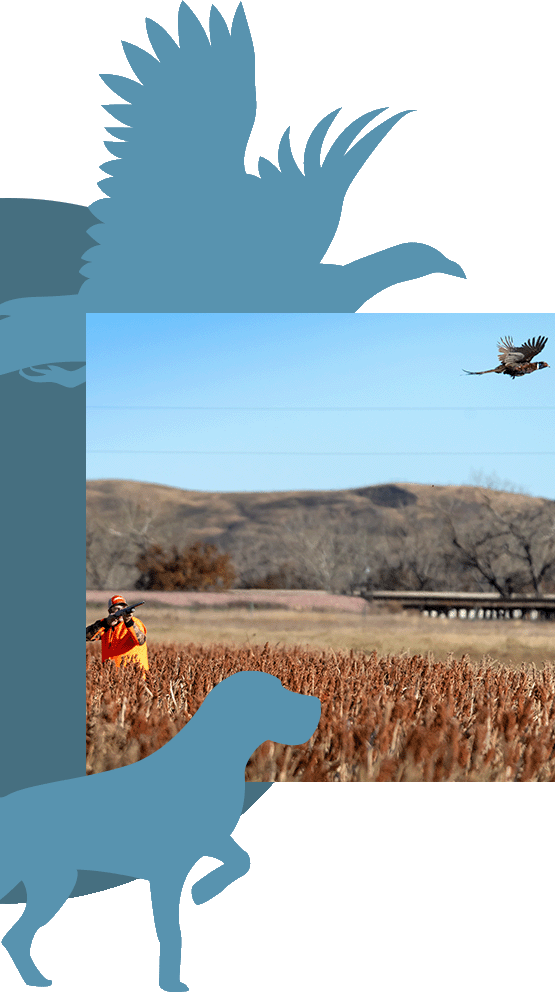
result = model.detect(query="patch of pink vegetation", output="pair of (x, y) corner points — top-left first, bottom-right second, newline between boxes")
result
(86, 588), (367, 613)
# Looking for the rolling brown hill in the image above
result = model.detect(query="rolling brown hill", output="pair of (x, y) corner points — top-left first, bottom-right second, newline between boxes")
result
(86, 479), (554, 596)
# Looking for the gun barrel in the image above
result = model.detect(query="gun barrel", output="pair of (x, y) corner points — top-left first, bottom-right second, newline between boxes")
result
(108, 600), (146, 621)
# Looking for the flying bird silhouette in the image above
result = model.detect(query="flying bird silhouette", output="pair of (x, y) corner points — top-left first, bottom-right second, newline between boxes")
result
(1, 2), (466, 380)
(463, 336), (549, 378)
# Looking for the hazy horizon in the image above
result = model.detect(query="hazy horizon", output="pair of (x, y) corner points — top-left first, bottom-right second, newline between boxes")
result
(86, 473), (551, 500)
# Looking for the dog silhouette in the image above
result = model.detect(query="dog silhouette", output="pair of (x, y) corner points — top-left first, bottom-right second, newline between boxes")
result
(0, 670), (321, 991)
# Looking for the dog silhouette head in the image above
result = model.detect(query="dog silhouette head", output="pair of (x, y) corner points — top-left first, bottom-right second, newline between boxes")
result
(203, 670), (321, 747)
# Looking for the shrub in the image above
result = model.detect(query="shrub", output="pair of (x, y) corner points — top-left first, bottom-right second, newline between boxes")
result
(135, 542), (235, 591)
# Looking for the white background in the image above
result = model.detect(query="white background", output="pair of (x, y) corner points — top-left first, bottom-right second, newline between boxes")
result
(1, 786), (554, 993)
(0, 2), (554, 991)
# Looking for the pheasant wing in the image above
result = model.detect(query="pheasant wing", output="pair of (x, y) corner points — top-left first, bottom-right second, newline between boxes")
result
(497, 335), (548, 366)
(513, 336), (548, 361)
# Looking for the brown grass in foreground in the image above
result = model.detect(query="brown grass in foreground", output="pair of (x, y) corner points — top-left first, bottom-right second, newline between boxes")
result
(86, 642), (555, 783)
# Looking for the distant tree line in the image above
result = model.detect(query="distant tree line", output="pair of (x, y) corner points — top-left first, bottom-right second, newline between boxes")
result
(86, 492), (554, 596)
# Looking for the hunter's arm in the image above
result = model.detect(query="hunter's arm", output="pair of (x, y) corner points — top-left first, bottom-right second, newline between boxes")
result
(124, 617), (147, 645)
(86, 618), (106, 641)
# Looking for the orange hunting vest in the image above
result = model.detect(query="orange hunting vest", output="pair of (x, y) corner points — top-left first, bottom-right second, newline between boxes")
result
(94, 618), (149, 674)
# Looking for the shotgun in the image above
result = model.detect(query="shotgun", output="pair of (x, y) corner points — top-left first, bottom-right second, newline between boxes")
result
(106, 601), (145, 623)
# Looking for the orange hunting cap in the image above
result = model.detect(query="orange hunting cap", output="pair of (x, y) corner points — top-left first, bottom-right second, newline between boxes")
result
(108, 594), (127, 610)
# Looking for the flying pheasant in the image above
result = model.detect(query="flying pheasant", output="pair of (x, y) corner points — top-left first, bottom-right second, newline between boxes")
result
(464, 336), (549, 378)
(1, 2), (466, 380)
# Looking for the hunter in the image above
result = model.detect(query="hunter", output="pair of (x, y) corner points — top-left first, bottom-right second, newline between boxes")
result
(86, 594), (149, 678)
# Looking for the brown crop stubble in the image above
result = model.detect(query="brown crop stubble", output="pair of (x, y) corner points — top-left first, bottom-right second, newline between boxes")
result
(86, 642), (555, 782)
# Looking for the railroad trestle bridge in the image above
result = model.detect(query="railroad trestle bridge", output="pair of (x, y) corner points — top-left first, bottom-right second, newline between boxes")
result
(358, 590), (555, 621)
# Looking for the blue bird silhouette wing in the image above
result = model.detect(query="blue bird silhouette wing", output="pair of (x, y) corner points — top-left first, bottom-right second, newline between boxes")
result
(0, 199), (97, 308)
(79, 2), (256, 310)
(254, 107), (413, 269)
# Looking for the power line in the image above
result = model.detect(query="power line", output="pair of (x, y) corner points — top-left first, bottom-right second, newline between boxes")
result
(86, 405), (554, 412)
(87, 450), (554, 456)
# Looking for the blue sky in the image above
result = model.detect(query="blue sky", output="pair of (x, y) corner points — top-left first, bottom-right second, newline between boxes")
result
(86, 313), (554, 498)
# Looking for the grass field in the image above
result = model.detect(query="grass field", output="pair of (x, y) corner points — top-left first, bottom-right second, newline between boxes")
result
(86, 639), (555, 783)
(86, 600), (554, 782)
(86, 602), (554, 670)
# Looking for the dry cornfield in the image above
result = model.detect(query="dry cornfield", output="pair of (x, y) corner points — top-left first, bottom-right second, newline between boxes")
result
(86, 642), (555, 782)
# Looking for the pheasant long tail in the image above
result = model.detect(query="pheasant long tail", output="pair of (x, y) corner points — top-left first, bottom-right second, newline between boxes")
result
(462, 367), (499, 375)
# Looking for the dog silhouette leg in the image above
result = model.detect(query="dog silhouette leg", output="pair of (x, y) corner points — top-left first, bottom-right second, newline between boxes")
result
(191, 837), (250, 906)
(1, 866), (77, 987)
(149, 873), (189, 992)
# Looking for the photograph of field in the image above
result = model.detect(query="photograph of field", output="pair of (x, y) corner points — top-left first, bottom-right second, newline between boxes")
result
(86, 312), (554, 785)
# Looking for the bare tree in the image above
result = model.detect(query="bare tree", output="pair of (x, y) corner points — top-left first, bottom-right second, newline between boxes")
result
(468, 468), (530, 496)
(86, 498), (167, 589)
(479, 496), (554, 595)
(369, 508), (452, 591)
(228, 507), (392, 594)
(439, 494), (554, 596)
(223, 506), (462, 593)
